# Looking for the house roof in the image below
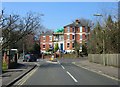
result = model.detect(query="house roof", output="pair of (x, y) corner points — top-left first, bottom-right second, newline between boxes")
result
(54, 28), (64, 33)
(64, 22), (83, 28)
(40, 31), (53, 36)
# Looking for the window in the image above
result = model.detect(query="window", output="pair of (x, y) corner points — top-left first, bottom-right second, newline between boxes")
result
(67, 43), (70, 48)
(72, 27), (75, 32)
(80, 44), (82, 50)
(72, 35), (75, 39)
(80, 35), (82, 40)
(49, 36), (52, 41)
(49, 44), (52, 48)
(60, 36), (63, 41)
(43, 45), (45, 48)
(67, 35), (70, 40)
(80, 45), (82, 50)
(72, 43), (74, 48)
(67, 27), (70, 32)
(80, 27), (82, 32)
(43, 36), (46, 41)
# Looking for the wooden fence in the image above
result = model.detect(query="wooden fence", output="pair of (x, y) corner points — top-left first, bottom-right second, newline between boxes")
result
(88, 54), (120, 67)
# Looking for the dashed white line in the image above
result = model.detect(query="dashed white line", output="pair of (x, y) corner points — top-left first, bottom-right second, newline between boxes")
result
(66, 71), (78, 83)
(61, 65), (65, 69)
(58, 61), (60, 64)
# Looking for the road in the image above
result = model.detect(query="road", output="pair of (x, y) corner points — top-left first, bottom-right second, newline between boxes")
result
(14, 58), (119, 85)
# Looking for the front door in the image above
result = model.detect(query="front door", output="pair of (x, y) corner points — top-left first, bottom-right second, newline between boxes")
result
(60, 43), (63, 51)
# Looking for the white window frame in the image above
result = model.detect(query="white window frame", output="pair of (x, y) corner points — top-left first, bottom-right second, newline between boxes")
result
(80, 27), (82, 32)
(43, 45), (45, 49)
(43, 36), (46, 41)
(72, 27), (75, 32)
(67, 35), (70, 40)
(67, 43), (70, 48)
(67, 27), (70, 32)
(80, 35), (82, 40)
(49, 44), (52, 48)
(72, 35), (75, 40)
(60, 36), (63, 41)
(49, 36), (52, 41)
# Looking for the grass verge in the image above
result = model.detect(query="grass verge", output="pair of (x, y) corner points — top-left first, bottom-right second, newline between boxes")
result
(2, 61), (8, 71)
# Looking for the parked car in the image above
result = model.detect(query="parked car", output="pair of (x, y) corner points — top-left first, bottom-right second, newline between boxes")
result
(50, 55), (57, 62)
(63, 50), (67, 54)
(23, 54), (37, 62)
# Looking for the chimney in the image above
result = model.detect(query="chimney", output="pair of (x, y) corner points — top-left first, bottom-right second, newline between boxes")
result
(75, 19), (80, 24)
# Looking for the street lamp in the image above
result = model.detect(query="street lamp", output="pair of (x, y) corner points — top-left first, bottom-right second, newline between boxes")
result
(93, 14), (106, 66)
(38, 14), (44, 59)
(93, 14), (103, 17)
(93, 14), (105, 53)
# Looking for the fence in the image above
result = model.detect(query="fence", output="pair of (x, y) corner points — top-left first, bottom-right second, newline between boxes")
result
(88, 54), (120, 67)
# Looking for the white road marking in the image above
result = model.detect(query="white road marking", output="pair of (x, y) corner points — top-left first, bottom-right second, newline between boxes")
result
(58, 61), (60, 64)
(46, 61), (58, 64)
(16, 67), (38, 85)
(66, 71), (78, 83)
(61, 65), (65, 69)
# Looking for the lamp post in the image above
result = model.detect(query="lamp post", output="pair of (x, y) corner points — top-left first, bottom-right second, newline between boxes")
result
(93, 14), (106, 66)
(8, 15), (12, 68)
(38, 14), (44, 59)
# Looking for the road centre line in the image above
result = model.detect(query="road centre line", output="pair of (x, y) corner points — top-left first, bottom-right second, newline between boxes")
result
(66, 71), (78, 83)
(58, 61), (60, 64)
(61, 65), (65, 69)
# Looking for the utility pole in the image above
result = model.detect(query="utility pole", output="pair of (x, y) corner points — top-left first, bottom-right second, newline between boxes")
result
(8, 15), (12, 69)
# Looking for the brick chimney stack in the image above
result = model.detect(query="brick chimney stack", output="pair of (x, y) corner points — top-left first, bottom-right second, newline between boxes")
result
(75, 19), (80, 24)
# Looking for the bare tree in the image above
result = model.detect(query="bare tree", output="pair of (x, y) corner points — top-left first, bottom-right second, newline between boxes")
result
(1, 10), (43, 51)
(78, 18), (93, 28)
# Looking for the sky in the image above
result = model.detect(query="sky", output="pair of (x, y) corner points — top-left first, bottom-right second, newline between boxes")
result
(2, 2), (118, 30)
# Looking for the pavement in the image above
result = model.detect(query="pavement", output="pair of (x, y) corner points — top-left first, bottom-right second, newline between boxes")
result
(1, 59), (37, 87)
(72, 57), (119, 81)
(13, 58), (119, 86)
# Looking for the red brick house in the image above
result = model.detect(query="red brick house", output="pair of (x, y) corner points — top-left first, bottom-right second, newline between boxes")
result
(40, 19), (90, 53)
(40, 31), (53, 53)
(64, 19), (90, 52)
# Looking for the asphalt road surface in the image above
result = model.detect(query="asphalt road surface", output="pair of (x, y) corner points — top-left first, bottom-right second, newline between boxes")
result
(15, 59), (119, 85)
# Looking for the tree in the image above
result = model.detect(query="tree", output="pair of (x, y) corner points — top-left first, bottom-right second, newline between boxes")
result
(88, 22), (103, 54)
(54, 43), (59, 52)
(1, 10), (43, 51)
(74, 41), (80, 57)
(78, 18), (93, 28)
(88, 14), (119, 54)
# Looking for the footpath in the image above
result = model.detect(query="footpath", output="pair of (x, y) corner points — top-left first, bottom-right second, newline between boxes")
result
(73, 58), (119, 81)
(1, 59), (37, 87)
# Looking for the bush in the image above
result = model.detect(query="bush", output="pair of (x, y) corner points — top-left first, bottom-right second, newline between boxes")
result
(2, 61), (8, 71)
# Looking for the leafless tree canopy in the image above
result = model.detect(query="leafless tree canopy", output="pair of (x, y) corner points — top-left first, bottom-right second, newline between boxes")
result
(0, 10), (43, 50)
